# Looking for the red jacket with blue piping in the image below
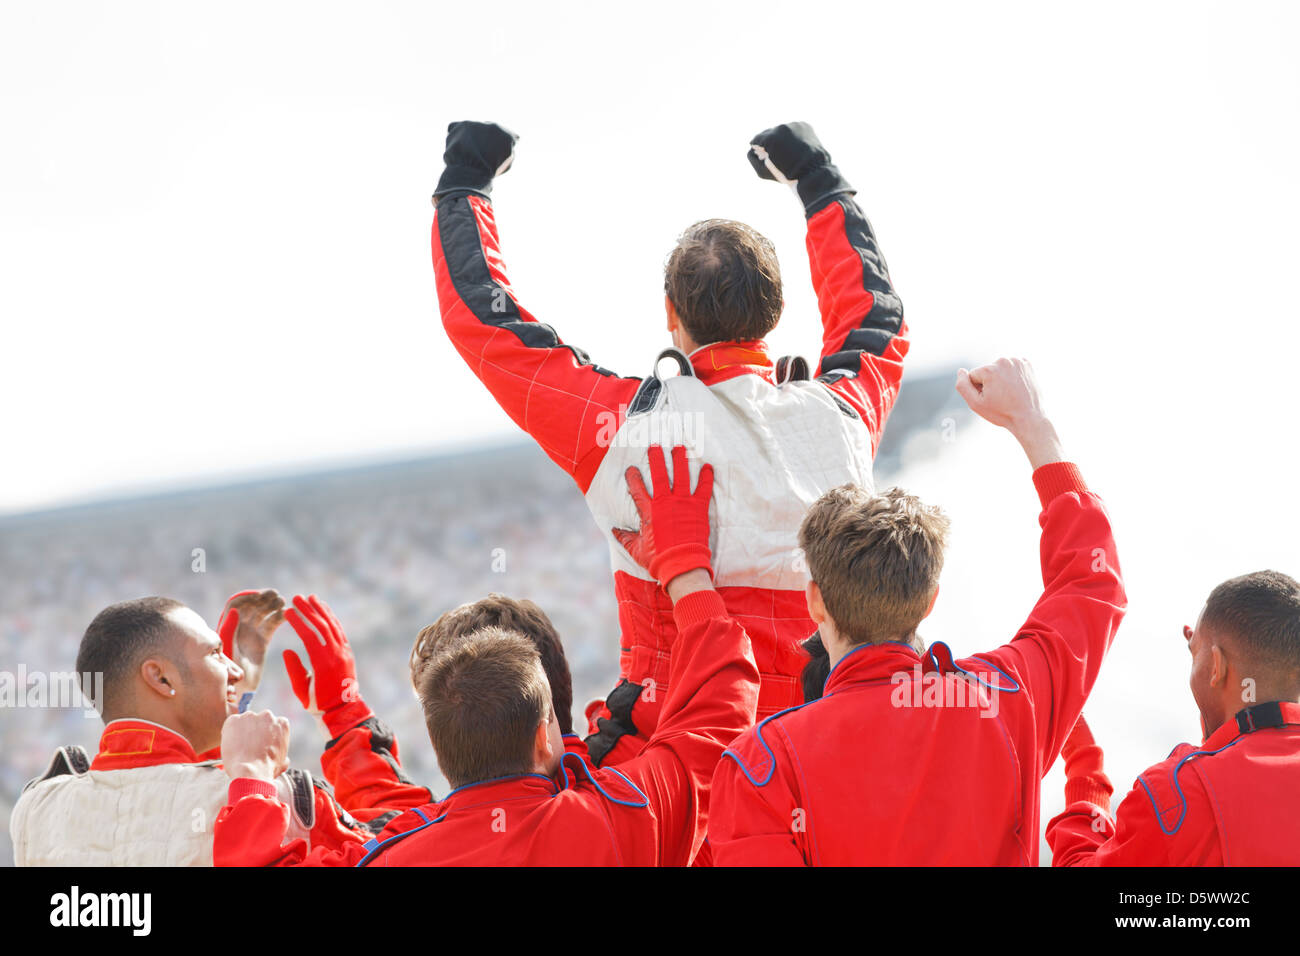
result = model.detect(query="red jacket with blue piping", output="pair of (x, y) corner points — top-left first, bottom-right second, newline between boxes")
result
(1048, 700), (1300, 865)
(708, 462), (1127, 865)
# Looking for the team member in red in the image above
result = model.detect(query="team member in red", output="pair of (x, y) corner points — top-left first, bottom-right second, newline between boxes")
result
(9, 590), (426, 865)
(211, 445), (760, 866)
(432, 121), (907, 765)
(1049, 571), (1300, 865)
(709, 358), (1128, 865)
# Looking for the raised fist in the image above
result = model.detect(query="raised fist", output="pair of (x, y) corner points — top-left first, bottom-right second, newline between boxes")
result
(956, 357), (1065, 470)
(221, 709), (291, 782)
(748, 122), (854, 213)
(433, 121), (519, 202)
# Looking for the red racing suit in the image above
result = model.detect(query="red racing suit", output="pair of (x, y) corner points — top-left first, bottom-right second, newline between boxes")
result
(1048, 701), (1300, 865)
(708, 462), (1127, 865)
(211, 590), (759, 866)
(433, 190), (906, 766)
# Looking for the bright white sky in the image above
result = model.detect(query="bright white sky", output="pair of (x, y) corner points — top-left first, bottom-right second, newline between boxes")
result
(1, 0), (1299, 841)
(2, 0), (1295, 514)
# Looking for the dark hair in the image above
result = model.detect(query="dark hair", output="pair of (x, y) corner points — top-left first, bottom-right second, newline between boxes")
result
(799, 485), (950, 647)
(417, 627), (550, 790)
(411, 595), (574, 735)
(76, 597), (186, 718)
(1201, 571), (1300, 675)
(801, 632), (831, 702)
(664, 219), (783, 346)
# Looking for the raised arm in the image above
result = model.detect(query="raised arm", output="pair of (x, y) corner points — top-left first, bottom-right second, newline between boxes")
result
(282, 594), (433, 817)
(606, 445), (761, 865)
(748, 122), (908, 451)
(216, 588), (285, 708)
(432, 122), (642, 492)
(955, 359), (1128, 765)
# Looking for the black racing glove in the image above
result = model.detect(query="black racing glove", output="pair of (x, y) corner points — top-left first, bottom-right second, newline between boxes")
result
(432, 121), (518, 203)
(748, 121), (854, 216)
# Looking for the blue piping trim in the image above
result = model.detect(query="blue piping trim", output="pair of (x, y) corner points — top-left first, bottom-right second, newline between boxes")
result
(721, 701), (816, 788)
(1137, 721), (1300, 836)
(922, 642), (1021, 693)
(561, 751), (649, 808)
(823, 640), (916, 687)
(1138, 738), (1245, 837)
(441, 771), (555, 801)
(355, 806), (439, 867)
(955, 653), (1021, 693)
(353, 771), (558, 866)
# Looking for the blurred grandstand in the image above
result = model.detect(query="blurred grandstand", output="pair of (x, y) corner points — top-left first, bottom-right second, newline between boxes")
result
(0, 367), (969, 865)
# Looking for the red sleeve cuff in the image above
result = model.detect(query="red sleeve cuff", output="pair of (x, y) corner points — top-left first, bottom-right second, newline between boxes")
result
(1032, 461), (1089, 508)
(672, 589), (729, 631)
(323, 701), (375, 741)
(227, 777), (278, 805)
(1064, 778), (1114, 812)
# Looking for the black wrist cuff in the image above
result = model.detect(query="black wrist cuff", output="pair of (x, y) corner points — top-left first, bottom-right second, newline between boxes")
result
(798, 164), (855, 216)
(433, 165), (495, 201)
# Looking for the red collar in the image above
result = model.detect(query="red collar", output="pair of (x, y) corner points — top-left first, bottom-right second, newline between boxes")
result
(90, 719), (203, 771)
(435, 773), (557, 814)
(688, 340), (775, 386)
(824, 641), (925, 695)
(1204, 701), (1300, 749)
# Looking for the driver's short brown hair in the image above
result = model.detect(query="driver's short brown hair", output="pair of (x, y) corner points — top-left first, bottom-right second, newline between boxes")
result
(416, 626), (550, 790)
(799, 485), (950, 647)
(664, 219), (783, 346)
(411, 595), (574, 735)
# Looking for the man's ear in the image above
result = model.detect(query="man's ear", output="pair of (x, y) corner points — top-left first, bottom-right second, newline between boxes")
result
(534, 717), (553, 763)
(806, 580), (826, 626)
(140, 657), (177, 700)
(923, 585), (940, 620)
(665, 295), (679, 334)
(1210, 644), (1228, 689)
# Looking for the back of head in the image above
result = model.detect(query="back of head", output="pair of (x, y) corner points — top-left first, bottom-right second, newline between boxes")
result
(417, 626), (551, 790)
(1201, 570), (1300, 692)
(76, 597), (186, 721)
(664, 219), (783, 346)
(411, 595), (574, 734)
(799, 485), (950, 647)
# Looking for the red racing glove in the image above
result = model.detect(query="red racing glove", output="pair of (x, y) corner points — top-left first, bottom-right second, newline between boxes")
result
(282, 594), (373, 739)
(1061, 714), (1114, 813)
(613, 444), (715, 587)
